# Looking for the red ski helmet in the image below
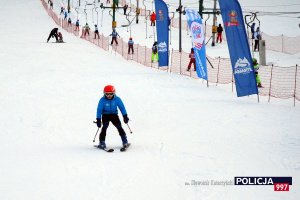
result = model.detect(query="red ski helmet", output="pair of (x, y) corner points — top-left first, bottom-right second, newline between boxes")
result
(103, 85), (115, 93)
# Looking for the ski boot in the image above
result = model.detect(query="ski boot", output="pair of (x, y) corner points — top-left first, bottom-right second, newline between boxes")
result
(98, 140), (106, 149)
(121, 135), (129, 147)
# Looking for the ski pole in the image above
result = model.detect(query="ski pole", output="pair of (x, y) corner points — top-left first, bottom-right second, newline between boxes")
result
(93, 127), (99, 142)
(92, 121), (99, 142)
(126, 123), (133, 134)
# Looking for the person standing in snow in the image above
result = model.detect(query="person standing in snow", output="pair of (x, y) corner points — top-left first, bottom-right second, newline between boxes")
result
(60, 6), (64, 15)
(123, 4), (128, 15)
(47, 27), (58, 43)
(150, 12), (156, 26)
(128, 37), (134, 54)
(49, 1), (53, 9)
(75, 19), (80, 31)
(57, 32), (64, 43)
(82, 23), (90, 37)
(110, 28), (120, 45)
(251, 23), (256, 39)
(254, 27), (261, 51)
(96, 85), (129, 149)
(253, 58), (262, 88)
(64, 11), (68, 20)
(151, 41), (159, 62)
(216, 24), (223, 43)
(187, 48), (196, 71)
(94, 24), (100, 39)
(67, 17), (72, 26)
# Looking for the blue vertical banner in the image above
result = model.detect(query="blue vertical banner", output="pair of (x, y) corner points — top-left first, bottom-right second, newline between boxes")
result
(185, 9), (207, 80)
(218, 0), (258, 97)
(154, 0), (169, 67)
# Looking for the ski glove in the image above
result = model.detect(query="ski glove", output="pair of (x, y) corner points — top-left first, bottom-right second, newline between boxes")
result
(96, 118), (101, 128)
(123, 115), (129, 124)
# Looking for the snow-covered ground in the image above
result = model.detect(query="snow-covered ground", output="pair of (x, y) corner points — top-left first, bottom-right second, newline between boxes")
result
(0, 0), (299, 199)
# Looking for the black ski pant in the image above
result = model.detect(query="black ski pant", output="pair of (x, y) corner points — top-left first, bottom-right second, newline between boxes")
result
(111, 37), (118, 45)
(128, 45), (134, 54)
(47, 33), (58, 42)
(254, 40), (259, 51)
(99, 114), (126, 141)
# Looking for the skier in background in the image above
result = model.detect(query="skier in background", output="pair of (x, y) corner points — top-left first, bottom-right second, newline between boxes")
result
(60, 6), (64, 15)
(150, 12), (156, 26)
(254, 27), (261, 51)
(46, 27), (58, 43)
(64, 11), (68, 20)
(216, 24), (223, 43)
(251, 23), (256, 39)
(68, 17), (72, 26)
(151, 41), (159, 62)
(110, 28), (120, 45)
(187, 48), (196, 71)
(253, 58), (262, 88)
(128, 37), (134, 54)
(57, 32), (64, 43)
(123, 4), (128, 15)
(94, 24), (100, 39)
(82, 23), (90, 37)
(75, 19), (80, 31)
(96, 85), (129, 149)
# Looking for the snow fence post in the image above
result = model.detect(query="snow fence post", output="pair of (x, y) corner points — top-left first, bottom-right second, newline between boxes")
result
(294, 64), (298, 107)
(268, 64), (274, 103)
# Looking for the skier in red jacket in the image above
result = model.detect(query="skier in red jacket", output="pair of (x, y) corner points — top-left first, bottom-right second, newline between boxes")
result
(150, 12), (156, 26)
(187, 48), (196, 71)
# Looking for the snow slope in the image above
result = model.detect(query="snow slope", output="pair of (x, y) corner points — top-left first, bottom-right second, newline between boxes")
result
(0, 0), (299, 199)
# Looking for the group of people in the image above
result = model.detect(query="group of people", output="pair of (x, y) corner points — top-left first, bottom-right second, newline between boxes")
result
(216, 22), (262, 52)
(46, 28), (63, 43)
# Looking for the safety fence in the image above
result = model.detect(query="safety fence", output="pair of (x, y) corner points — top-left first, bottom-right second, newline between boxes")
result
(122, 0), (300, 55)
(41, 0), (300, 106)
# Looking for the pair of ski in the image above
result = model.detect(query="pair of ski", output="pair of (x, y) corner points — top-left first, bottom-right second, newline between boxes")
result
(94, 143), (131, 152)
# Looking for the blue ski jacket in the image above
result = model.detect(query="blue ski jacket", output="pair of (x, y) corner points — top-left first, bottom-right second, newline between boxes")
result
(96, 95), (127, 118)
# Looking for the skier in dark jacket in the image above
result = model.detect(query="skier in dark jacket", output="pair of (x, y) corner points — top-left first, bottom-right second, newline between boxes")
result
(216, 24), (223, 43)
(96, 85), (129, 149)
(151, 41), (158, 62)
(110, 29), (120, 45)
(128, 37), (134, 54)
(47, 27), (58, 43)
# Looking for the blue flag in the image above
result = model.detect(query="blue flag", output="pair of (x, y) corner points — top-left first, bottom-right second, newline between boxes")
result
(154, 0), (169, 67)
(218, 0), (258, 97)
(185, 9), (207, 80)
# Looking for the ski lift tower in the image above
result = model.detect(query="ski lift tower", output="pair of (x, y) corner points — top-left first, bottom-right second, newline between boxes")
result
(100, 1), (125, 28)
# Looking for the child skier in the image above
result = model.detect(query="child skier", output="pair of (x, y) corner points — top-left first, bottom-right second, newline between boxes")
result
(187, 48), (196, 71)
(253, 58), (262, 87)
(82, 23), (90, 37)
(75, 19), (80, 31)
(57, 32), (63, 43)
(128, 37), (134, 54)
(151, 41), (159, 62)
(110, 28), (120, 45)
(94, 24), (100, 39)
(96, 85), (129, 149)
